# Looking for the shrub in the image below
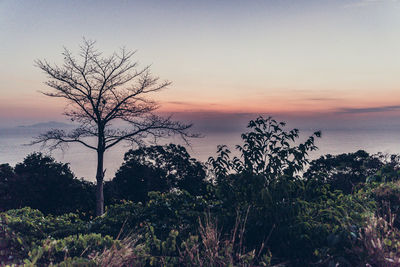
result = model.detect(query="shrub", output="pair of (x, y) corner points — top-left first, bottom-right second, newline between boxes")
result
(92, 191), (211, 240)
(292, 190), (374, 265)
(142, 191), (211, 240)
(90, 201), (144, 238)
(212, 173), (376, 265)
(0, 207), (88, 264)
(27, 233), (115, 266)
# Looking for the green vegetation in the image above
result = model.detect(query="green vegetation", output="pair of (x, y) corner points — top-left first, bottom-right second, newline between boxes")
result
(1, 116), (400, 266)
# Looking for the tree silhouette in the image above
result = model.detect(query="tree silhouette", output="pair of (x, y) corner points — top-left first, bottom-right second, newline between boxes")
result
(34, 39), (193, 215)
(304, 150), (383, 193)
(0, 153), (95, 216)
(107, 144), (207, 203)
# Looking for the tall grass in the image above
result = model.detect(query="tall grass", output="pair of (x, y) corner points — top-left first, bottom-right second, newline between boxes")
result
(94, 212), (272, 266)
(352, 205), (400, 266)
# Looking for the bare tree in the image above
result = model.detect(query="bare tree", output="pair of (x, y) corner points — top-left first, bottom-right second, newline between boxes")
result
(34, 39), (193, 216)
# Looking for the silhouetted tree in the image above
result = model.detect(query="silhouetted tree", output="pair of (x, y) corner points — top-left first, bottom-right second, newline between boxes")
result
(34, 40), (193, 215)
(107, 144), (207, 203)
(0, 153), (95, 215)
(304, 150), (383, 193)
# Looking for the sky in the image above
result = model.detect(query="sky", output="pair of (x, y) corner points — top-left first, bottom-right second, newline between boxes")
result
(1, 0), (400, 130)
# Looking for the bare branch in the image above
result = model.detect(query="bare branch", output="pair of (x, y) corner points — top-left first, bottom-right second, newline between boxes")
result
(31, 129), (97, 151)
(104, 114), (195, 149)
(34, 39), (195, 160)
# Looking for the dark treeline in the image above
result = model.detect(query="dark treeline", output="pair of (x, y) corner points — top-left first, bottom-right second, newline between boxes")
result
(0, 144), (208, 218)
(2, 116), (400, 266)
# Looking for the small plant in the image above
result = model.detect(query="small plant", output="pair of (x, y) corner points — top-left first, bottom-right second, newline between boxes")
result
(30, 233), (115, 265)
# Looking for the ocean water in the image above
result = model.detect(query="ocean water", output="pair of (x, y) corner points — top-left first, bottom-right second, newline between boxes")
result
(1, 127), (400, 181)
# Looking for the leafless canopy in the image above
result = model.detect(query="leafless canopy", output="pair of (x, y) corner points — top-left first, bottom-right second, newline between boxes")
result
(34, 39), (194, 152)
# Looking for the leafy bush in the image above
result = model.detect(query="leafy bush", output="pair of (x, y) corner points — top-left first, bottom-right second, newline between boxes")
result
(292, 190), (375, 265)
(210, 172), (375, 265)
(0, 207), (88, 265)
(142, 191), (211, 239)
(90, 201), (144, 238)
(3, 207), (88, 240)
(28, 233), (115, 266)
(92, 190), (211, 240)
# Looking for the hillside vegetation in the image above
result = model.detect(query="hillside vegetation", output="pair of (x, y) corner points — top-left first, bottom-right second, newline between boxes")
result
(1, 117), (400, 266)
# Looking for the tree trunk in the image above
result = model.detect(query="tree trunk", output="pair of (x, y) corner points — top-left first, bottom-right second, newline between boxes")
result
(96, 149), (104, 216)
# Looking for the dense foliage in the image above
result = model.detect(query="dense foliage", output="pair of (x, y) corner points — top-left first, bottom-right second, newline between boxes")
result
(304, 150), (383, 193)
(105, 144), (208, 204)
(0, 153), (95, 217)
(1, 116), (400, 266)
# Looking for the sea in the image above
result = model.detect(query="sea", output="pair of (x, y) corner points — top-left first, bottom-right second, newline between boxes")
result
(1, 122), (400, 181)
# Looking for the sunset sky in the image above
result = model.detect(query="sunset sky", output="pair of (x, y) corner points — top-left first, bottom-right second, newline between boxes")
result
(1, 0), (400, 130)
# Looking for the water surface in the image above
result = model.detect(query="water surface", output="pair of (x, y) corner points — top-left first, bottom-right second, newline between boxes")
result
(1, 126), (399, 181)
